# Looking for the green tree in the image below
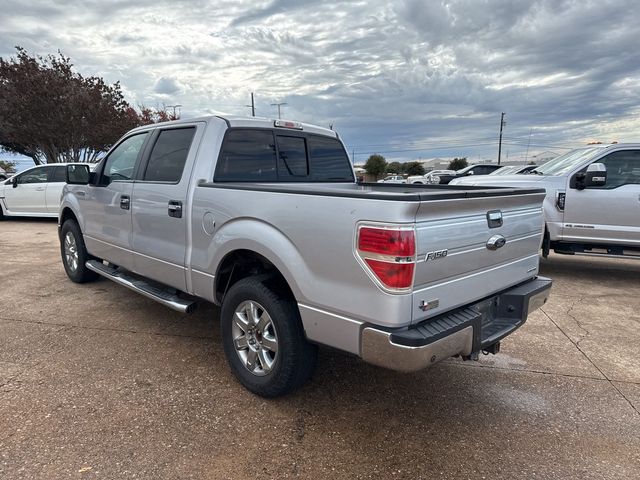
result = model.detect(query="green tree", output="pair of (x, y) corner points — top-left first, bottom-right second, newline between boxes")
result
(364, 154), (387, 176)
(403, 161), (425, 176)
(386, 161), (402, 174)
(0, 159), (16, 172)
(448, 157), (468, 170)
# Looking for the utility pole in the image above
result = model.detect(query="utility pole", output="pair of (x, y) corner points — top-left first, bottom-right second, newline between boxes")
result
(245, 93), (255, 117)
(497, 112), (506, 165)
(270, 102), (287, 119)
(166, 104), (182, 118)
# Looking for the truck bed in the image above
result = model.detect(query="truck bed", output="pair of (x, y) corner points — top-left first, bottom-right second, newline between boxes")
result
(199, 181), (546, 201)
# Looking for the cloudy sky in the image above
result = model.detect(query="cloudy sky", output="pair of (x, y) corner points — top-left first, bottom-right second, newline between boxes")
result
(2, 0), (640, 168)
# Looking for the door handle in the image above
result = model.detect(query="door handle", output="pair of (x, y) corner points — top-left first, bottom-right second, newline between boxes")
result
(35, 187), (45, 191)
(168, 200), (183, 218)
(120, 195), (130, 210)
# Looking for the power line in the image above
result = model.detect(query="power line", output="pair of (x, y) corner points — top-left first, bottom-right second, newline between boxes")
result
(344, 135), (500, 149)
(351, 142), (500, 155)
(503, 141), (573, 150)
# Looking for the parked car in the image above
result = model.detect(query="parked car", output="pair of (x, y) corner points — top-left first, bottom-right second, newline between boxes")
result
(377, 174), (406, 183)
(407, 169), (456, 184)
(0, 163), (75, 218)
(59, 115), (551, 397)
(0, 166), (12, 181)
(436, 164), (502, 184)
(450, 144), (640, 259)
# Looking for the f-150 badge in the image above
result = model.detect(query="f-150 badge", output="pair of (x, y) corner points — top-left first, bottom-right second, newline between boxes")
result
(425, 249), (448, 261)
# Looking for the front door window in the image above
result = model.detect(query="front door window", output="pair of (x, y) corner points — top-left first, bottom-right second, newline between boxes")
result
(103, 133), (148, 183)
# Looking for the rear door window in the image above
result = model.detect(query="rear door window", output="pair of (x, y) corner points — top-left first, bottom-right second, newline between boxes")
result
(308, 135), (353, 181)
(51, 166), (67, 183)
(143, 127), (196, 182)
(215, 129), (277, 181)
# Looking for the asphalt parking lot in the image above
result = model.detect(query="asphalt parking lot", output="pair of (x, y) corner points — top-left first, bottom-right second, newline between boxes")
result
(1, 220), (639, 479)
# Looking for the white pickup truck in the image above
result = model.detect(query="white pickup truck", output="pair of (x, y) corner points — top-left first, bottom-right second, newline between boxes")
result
(450, 144), (640, 259)
(59, 115), (552, 397)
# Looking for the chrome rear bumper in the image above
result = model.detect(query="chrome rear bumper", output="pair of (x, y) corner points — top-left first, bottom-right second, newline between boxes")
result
(361, 276), (552, 372)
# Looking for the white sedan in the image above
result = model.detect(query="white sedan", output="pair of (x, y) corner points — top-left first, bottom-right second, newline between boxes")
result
(0, 163), (89, 219)
(377, 175), (406, 184)
(407, 169), (456, 184)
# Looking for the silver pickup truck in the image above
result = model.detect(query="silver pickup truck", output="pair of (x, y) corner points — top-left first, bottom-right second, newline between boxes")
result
(450, 144), (640, 260)
(59, 116), (552, 397)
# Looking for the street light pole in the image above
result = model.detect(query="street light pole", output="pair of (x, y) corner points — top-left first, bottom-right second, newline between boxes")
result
(245, 93), (255, 117)
(270, 102), (287, 119)
(497, 112), (506, 165)
(166, 104), (182, 118)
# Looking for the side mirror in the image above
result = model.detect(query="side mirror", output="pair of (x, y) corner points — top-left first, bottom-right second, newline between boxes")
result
(12, 177), (18, 188)
(584, 163), (607, 188)
(467, 171), (475, 175)
(67, 164), (90, 185)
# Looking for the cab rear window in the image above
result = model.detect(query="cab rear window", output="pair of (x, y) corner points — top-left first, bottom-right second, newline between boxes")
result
(215, 128), (353, 182)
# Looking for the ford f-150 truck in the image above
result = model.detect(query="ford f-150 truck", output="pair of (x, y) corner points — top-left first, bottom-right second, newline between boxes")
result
(59, 116), (552, 397)
(450, 144), (640, 259)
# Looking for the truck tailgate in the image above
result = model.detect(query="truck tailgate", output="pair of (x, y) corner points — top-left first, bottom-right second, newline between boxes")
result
(411, 190), (545, 324)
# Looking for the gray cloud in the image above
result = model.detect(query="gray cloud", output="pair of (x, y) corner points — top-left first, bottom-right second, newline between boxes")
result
(1, 0), (639, 165)
(153, 76), (183, 95)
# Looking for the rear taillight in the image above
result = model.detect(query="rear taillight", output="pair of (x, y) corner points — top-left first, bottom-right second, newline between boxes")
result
(358, 228), (415, 256)
(356, 225), (416, 292)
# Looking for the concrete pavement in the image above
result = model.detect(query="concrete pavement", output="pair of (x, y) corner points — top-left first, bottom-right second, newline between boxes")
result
(0, 220), (638, 479)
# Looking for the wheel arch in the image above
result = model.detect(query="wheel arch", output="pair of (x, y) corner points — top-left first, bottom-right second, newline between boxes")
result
(214, 249), (296, 306)
(59, 207), (80, 240)
(206, 219), (312, 307)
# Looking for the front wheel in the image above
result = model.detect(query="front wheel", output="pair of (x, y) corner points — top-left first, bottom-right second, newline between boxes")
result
(60, 220), (99, 283)
(220, 277), (317, 397)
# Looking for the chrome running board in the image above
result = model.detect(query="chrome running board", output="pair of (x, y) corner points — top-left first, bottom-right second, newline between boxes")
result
(86, 260), (197, 313)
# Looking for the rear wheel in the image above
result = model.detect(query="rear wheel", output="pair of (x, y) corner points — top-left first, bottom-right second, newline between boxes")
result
(220, 276), (317, 397)
(60, 220), (99, 283)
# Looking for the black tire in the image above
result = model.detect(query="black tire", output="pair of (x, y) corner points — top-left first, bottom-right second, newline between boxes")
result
(0, 203), (4, 221)
(220, 276), (317, 397)
(60, 219), (99, 283)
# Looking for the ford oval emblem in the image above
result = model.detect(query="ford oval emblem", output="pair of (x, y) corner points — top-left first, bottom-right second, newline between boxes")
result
(486, 234), (506, 250)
